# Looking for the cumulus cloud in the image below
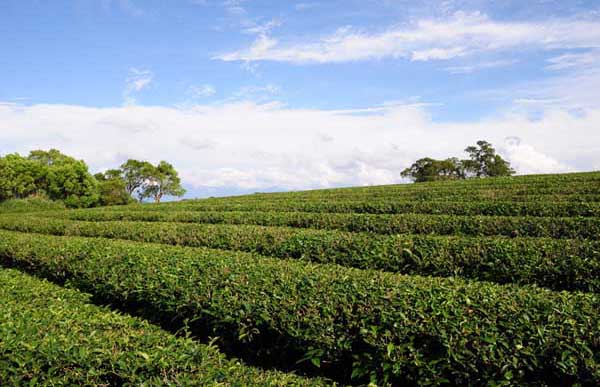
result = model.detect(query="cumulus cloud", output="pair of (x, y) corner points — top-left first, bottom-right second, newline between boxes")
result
(215, 11), (600, 64)
(1, 101), (599, 194)
(501, 136), (572, 174)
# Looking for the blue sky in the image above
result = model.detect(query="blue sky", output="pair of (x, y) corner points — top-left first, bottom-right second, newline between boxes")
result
(2, 0), (600, 198)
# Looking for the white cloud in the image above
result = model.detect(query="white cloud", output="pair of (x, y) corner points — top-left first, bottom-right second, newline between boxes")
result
(1, 101), (599, 193)
(509, 67), (600, 111)
(445, 59), (518, 74)
(546, 49), (600, 71)
(189, 84), (217, 98)
(123, 68), (153, 106)
(215, 11), (600, 64)
(242, 19), (281, 35)
(501, 136), (572, 174)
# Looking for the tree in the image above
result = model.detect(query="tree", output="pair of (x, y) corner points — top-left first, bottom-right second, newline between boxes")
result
(401, 141), (515, 183)
(0, 154), (46, 200)
(401, 157), (465, 183)
(140, 161), (186, 203)
(95, 169), (132, 206)
(29, 150), (99, 208)
(28, 149), (73, 166)
(1, 149), (99, 207)
(463, 140), (515, 178)
(119, 159), (155, 199)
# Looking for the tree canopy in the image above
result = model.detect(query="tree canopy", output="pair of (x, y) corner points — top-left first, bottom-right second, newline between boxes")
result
(139, 161), (186, 203)
(401, 141), (515, 183)
(0, 150), (186, 207)
(463, 140), (515, 178)
(400, 157), (465, 183)
(0, 150), (99, 207)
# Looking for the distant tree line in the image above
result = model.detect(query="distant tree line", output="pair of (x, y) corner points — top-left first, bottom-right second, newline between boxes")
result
(0, 149), (185, 208)
(401, 140), (515, 182)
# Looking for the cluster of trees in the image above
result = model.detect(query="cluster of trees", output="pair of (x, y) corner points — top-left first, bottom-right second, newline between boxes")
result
(0, 149), (185, 208)
(95, 159), (186, 206)
(401, 141), (515, 182)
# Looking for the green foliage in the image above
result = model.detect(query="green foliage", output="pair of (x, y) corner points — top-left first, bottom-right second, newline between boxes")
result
(51, 208), (600, 239)
(464, 140), (515, 178)
(141, 160), (186, 203)
(120, 159), (186, 203)
(133, 199), (600, 217)
(0, 268), (325, 386)
(1, 150), (186, 207)
(1, 215), (597, 292)
(401, 140), (514, 182)
(0, 231), (597, 385)
(0, 149), (99, 208)
(2, 170), (600, 385)
(119, 159), (155, 199)
(0, 153), (46, 199)
(401, 157), (465, 182)
(0, 198), (65, 213)
(95, 170), (133, 206)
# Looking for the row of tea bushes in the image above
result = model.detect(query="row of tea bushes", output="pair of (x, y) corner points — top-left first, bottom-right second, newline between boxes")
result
(44, 210), (600, 239)
(0, 215), (597, 292)
(179, 192), (600, 204)
(0, 268), (324, 386)
(0, 230), (597, 385)
(198, 173), (600, 200)
(120, 200), (600, 217)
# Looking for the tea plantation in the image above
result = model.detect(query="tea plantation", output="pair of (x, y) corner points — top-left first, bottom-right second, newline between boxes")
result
(1, 172), (599, 386)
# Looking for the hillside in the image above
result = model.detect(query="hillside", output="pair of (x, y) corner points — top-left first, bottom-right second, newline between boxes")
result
(0, 171), (599, 385)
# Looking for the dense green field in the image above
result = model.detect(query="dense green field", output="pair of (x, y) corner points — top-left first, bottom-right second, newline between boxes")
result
(1, 171), (599, 386)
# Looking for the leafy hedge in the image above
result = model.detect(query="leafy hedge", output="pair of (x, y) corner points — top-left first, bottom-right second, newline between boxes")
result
(46, 210), (600, 239)
(0, 230), (598, 385)
(172, 192), (600, 204)
(181, 180), (600, 203)
(0, 267), (324, 386)
(1, 215), (597, 292)
(0, 197), (65, 213)
(194, 173), (600, 201)
(121, 200), (600, 217)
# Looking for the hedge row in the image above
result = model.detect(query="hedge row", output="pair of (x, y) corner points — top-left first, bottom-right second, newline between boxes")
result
(0, 230), (598, 385)
(45, 210), (600, 239)
(118, 200), (600, 217)
(230, 182), (600, 199)
(182, 179), (600, 203)
(197, 173), (600, 200)
(171, 192), (600, 205)
(0, 267), (323, 386)
(0, 197), (66, 213)
(1, 215), (597, 292)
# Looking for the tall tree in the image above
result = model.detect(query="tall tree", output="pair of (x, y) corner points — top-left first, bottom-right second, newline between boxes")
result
(140, 161), (186, 203)
(119, 159), (154, 199)
(463, 140), (515, 178)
